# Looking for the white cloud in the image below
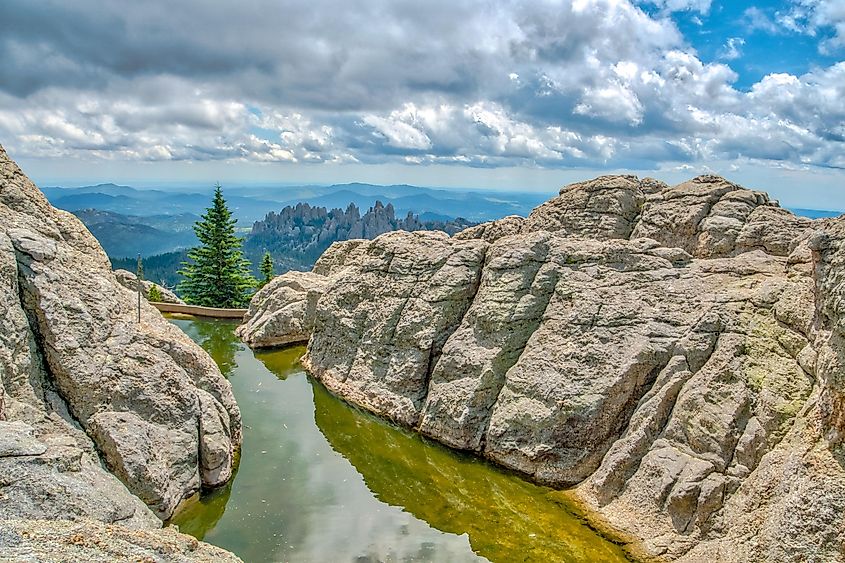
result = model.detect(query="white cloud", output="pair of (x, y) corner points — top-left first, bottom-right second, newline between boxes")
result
(0, 0), (842, 177)
(743, 7), (781, 33)
(720, 37), (746, 60)
(745, 1), (845, 54)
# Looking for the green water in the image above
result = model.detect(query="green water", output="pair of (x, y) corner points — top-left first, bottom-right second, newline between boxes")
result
(167, 316), (632, 563)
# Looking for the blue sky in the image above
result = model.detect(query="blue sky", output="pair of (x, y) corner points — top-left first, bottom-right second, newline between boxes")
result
(0, 0), (844, 208)
(666, 1), (841, 87)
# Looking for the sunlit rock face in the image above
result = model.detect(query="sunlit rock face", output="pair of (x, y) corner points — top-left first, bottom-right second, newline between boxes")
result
(0, 144), (241, 536)
(242, 172), (845, 562)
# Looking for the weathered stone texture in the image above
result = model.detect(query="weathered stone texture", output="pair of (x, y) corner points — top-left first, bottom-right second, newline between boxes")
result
(0, 518), (242, 562)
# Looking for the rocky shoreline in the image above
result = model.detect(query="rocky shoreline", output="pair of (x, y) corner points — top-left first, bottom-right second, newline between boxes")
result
(0, 145), (242, 561)
(239, 174), (845, 562)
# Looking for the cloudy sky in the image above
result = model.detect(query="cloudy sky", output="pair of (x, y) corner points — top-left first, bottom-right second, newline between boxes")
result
(1, 0), (844, 207)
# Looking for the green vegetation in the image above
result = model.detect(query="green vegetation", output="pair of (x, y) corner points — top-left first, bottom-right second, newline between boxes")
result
(258, 252), (274, 288)
(178, 185), (256, 308)
(147, 284), (163, 302)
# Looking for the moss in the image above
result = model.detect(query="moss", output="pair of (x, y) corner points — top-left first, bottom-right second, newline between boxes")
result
(741, 308), (814, 440)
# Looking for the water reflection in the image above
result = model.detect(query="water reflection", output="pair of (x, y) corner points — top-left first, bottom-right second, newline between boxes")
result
(171, 315), (241, 376)
(167, 317), (631, 563)
(312, 383), (630, 563)
(254, 345), (307, 380)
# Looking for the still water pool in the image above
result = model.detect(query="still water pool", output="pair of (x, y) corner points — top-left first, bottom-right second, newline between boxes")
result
(167, 316), (632, 563)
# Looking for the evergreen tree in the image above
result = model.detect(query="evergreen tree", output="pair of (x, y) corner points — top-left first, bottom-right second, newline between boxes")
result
(178, 184), (255, 307)
(147, 284), (163, 302)
(259, 252), (274, 288)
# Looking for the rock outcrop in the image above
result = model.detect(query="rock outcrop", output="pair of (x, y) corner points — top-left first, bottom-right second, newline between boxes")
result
(237, 239), (367, 348)
(245, 199), (474, 272)
(0, 518), (240, 562)
(114, 268), (185, 304)
(240, 174), (845, 561)
(0, 145), (241, 559)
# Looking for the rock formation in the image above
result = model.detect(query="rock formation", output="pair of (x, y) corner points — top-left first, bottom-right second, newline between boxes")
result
(114, 268), (185, 304)
(237, 240), (367, 348)
(0, 145), (241, 560)
(239, 174), (845, 562)
(245, 200), (474, 272)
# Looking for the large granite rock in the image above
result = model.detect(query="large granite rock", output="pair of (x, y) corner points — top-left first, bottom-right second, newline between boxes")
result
(114, 268), (185, 304)
(236, 239), (367, 348)
(0, 144), (241, 558)
(236, 270), (329, 348)
(241, 173), (845, 561)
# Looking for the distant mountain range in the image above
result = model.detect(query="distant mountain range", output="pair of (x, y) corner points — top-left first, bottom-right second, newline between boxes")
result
(46, 182), (550, 225)
(789, 208), (843, 219)
(45, 180), (547, 269)
(46, 184), (283, 225)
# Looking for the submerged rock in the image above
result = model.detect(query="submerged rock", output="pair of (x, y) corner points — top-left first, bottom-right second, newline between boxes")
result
(0, 145), (241, 558)
(241, 174), (845, 561)
(114, 268), (185, 304)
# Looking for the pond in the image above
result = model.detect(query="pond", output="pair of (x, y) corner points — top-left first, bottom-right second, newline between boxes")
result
(167, 316), (633, 563)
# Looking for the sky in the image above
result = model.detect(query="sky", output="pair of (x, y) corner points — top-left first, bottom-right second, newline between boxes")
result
(0, 0), (844, 208)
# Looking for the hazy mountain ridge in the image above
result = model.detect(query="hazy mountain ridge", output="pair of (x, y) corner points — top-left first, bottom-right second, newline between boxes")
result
(71, 209), (199, 257)
(45, 181), (551, 223)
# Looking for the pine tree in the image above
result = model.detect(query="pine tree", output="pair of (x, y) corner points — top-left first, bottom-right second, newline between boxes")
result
(178, 184), (256, 307)
(147, 284), (163, 302)
(258, 252), (274, 288)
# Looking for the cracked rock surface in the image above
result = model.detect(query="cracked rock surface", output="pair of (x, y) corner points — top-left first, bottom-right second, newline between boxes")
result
(0, 145), (242, 560)
(241, 174), (845, 561)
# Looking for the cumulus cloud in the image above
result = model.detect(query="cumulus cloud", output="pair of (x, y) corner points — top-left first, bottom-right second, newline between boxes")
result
(0, 0), (843, 174)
